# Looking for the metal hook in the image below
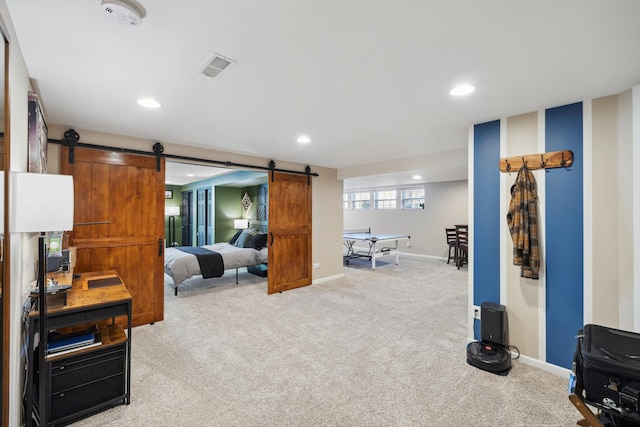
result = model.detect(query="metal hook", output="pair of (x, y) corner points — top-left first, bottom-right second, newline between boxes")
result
(540, 154), (546, 168)
(522, 157), (527, 168)
(560, 152), (566, 167)
(505, 158), (511, 171)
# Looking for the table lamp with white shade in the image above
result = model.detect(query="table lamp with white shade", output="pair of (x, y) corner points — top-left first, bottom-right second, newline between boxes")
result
(12, 172), (74, 425)
(233, 218), (248, 230)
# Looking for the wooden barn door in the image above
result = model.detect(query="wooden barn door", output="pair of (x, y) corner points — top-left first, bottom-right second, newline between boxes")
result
(268, 172), (312, 294)
(61, 146), (165, 326)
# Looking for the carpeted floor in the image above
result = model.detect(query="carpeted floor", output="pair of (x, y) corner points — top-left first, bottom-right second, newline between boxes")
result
(71, 257), (579, 426)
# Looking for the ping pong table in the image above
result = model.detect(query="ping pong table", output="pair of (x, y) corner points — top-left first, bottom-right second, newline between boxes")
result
(343, 228), (410, 269)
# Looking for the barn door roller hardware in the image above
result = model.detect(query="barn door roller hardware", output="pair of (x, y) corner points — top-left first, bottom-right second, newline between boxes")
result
(63, 129), (80, 164)
(269, 160), (276, 182)
(152, 143), (164, 171)
(499, 150), (573, 172)
(57, 128), (160, 166)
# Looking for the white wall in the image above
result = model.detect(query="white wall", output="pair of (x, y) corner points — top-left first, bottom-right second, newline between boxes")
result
(343, 180), (468, 258)
(1, 0), (40, 424)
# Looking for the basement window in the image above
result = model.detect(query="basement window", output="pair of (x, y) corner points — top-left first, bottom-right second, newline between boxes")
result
(401, 188), (425, 209)
(374, 190), (396, 209)
(351, 192), (371, 210)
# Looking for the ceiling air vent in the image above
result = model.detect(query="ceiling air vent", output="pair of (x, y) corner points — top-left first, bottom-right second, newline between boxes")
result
(200, 53), (236, 79)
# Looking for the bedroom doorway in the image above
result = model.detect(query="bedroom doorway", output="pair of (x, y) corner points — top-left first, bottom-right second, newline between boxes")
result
(165, 162), (314, 295)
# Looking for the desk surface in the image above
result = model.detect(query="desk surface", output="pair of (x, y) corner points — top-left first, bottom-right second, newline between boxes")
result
(31, 270), (132, 317)
(343, 232), (410, 242)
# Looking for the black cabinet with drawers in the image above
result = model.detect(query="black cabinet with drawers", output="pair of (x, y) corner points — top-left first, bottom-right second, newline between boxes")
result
(46, 342), (126, 423)
(25, 271), (132, 427)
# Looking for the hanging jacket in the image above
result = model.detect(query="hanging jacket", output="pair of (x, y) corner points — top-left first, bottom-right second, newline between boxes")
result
(507, 165), (540, 279)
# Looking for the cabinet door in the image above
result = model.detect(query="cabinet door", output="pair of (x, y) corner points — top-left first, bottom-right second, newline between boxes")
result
(61, 147), (165, 326)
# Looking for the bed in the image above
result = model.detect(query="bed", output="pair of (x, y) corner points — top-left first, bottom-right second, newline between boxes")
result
(165, 228), (268, 295)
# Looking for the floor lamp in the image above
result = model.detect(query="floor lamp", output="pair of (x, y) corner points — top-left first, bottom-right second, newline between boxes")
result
(166, 205), (180, 247)
(12, 172), (74, 426)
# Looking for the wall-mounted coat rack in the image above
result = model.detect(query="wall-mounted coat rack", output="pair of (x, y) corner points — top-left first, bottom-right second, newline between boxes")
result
(499, 150), (573, 173)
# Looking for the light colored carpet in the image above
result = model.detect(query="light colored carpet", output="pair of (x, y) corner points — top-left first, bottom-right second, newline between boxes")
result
(71, 257), (579, 426)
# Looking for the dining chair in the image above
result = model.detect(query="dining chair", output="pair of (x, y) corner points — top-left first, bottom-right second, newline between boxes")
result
(445, 227), (457, 264)
(455, 225), (468, 269)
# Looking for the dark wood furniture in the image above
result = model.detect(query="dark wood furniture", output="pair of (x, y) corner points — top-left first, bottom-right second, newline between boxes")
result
(454, 225), (468, 269)
(25, 270), (132, 427)
(445, 228), (457, 264)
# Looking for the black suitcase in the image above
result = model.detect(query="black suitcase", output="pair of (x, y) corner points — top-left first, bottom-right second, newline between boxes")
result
(574, 324), (640, 424)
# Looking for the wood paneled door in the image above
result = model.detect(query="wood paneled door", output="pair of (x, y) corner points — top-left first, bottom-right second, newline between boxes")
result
(61, 147), (165, 326)
(268, 172), (312, 294)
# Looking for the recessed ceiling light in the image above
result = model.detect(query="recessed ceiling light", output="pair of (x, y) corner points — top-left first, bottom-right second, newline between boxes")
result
(137, 97), (161, 108)
(412, 175), (422, 180)
(449, 84), (475, 97)
(187, 174), (194, 177)
(297, 135), (311, 144)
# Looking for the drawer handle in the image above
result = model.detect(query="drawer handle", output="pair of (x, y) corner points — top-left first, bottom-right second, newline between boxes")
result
(59, 392), (65, 398)
(59, 365), (65, 370)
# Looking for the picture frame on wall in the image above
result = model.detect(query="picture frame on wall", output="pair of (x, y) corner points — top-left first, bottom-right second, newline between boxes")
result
(165, 190), (173, 199)
(28, 92), (47, 174)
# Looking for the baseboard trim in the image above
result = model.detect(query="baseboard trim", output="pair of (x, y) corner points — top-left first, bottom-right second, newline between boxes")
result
(517, 354), (571, 378)
(313, 273), (344, 285)
(400, 253), (447, 262)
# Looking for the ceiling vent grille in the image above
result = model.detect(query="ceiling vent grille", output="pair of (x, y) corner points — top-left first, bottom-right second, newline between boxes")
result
(200, 53), (237, 79)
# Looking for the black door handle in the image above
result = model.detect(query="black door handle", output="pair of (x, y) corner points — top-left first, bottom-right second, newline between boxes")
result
(270, 232), (274, 246)
(158, 239), (163, 256)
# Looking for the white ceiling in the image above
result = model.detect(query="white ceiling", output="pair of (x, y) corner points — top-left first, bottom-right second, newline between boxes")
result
(165, 161), (267, 186)
(6, 0), (640, 187)
(164, 162), (234, 186)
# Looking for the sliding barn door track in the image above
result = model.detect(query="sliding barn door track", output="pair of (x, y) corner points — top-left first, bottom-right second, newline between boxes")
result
(48, 128), (319, 182)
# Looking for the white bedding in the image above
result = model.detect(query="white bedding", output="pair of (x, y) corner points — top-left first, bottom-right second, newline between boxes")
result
(164, 243), (268, 287)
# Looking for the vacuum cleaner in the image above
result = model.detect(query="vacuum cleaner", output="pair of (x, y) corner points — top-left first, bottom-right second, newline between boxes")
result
(466, 302), (512, 375)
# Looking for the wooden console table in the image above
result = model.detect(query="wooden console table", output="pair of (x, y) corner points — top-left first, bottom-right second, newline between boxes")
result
(25, 270), (132, 426)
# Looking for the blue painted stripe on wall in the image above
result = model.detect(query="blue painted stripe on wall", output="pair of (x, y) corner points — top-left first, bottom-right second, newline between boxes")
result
(473, 121), (501, 306)
(545, 103), (583, 369)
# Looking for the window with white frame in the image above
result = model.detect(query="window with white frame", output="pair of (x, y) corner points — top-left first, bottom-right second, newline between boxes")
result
(374, 190), (396, 209)
(401, 187), (425, 209)
(351, 191), (371, 209)
(345, 185), (425, 210)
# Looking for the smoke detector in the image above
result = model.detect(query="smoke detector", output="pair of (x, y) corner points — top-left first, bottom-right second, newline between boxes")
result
(101, 0), (145, 27)
(200, 53), (237, 79)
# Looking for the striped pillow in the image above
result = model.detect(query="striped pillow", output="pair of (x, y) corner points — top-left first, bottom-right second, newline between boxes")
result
(234, 228), (258, 248)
